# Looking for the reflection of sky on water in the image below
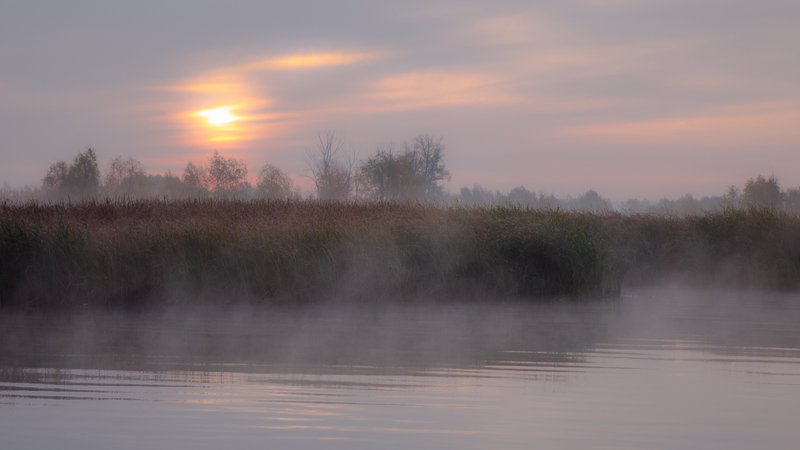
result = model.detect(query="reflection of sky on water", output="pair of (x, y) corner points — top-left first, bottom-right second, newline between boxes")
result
(2, 288), (800, 449)
(3, 340), (800, 450)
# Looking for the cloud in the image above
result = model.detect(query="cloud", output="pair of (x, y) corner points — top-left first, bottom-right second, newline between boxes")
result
(368, 70), (513, 110)
(2, 0), (800, 196)
(155, 51), (376, 148)
(464, 13), (569, 47)
(242, 52), (376, 71)
(563, 100), (800, 148)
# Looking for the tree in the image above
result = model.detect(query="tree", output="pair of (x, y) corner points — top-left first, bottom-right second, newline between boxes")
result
(507, 186), (537, 206)
(359, 144), (424, 201)
(784, 188), (800, 214)
(459, 184), (499, 205)
(207, 151), (248, 197)
(308, 131), (353, 201)
(358, 134), (450, 202)
(255, 163), (294, 200)
(65, 147), (100, 199)
(42, 148), (99, 200)
(620, 198), (652, 214)
(407, 134), (450, 200)
(181, 161), (210, 198)
(105, 156), (148, 198)
(43, 161), (69, 198)
(722, 185), (740, 209)
(674, 194), (702, 216)
(574, 190), (611, 213)
(743, 174), (782, 210)
(183, 161), (206, 188)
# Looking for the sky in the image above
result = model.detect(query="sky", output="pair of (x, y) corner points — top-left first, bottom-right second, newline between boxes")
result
(1, 0), (799, 200)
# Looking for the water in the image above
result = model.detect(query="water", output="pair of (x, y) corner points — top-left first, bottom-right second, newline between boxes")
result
(2, 287), (800, 449)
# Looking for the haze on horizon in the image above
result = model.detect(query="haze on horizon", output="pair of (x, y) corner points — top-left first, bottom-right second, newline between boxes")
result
(1, 0), (799, 200)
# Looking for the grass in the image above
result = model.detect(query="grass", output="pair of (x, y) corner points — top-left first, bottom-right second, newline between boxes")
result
(1, 200), (799, 310)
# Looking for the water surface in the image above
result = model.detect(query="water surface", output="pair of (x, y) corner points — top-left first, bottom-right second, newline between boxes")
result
(2, 287), (800, 449)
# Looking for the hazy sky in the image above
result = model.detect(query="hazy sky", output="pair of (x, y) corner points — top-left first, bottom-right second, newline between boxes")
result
(2, 0), (799, 199)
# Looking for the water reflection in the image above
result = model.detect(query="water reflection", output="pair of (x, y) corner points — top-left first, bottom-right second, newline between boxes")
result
(0, 299), (608, 374)
(2, 288), (800, 449)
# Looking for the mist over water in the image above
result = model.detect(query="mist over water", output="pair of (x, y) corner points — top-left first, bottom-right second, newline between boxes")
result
(2, 286), (800, 449)
(0, 298), (607, 372)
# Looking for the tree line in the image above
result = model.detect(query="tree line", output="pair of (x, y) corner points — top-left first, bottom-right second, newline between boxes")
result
(36, 147), (296, 202)
(2, 133), (799, 214)
(1, 132), (450, 203)
(453, 174), (800, 214)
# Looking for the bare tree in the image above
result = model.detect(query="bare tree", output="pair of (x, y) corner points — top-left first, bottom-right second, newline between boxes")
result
(105, 156), (148, 198)
(407, 134), (450, 200)
(308, 131), (354, 201)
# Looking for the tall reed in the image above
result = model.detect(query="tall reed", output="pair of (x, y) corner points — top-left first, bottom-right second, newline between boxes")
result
(2, 200), (798, 309)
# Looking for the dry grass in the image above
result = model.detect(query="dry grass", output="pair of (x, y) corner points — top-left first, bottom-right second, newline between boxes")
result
(1, 200), (798, 310)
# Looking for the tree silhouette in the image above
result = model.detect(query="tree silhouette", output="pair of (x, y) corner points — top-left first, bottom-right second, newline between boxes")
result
(308, 131), (353, 201)
(207, 151), (248, 197)
(42, 148), (99, 200)
(256, 163), (294, 200)
(105, 156), (148, 198)
(743, 175), (782, 210)
(359, 134), (450, 202)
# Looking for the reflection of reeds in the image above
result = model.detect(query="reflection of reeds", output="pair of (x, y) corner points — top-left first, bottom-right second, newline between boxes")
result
(1, 200), (798, 309)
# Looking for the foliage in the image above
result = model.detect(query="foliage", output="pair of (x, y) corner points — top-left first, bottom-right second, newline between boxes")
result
(255, 164), (294, 200)
(41, 148), (100, 200)
(358, 134), (450, 202)
(742, 174), (782, 210)
(2, 201), (800, 310)
(8, 143), (800, 214)
(207, 151), (249, 197)
(359, 145), (424, 201)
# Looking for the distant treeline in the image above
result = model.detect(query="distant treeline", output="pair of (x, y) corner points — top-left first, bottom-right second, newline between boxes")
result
(459, 174), (800, 215)
(0, 132), (450, 204)
(2, 132), (800, 215)
(2, 201), (800, 309)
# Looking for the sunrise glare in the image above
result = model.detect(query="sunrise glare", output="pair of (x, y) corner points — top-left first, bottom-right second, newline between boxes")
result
(196, 106), (239, 127)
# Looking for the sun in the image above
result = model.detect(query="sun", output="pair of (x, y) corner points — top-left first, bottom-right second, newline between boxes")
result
(196, 106), (239, 126)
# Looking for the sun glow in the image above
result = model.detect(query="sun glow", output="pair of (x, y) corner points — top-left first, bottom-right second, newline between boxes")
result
(197, 106), (239, 126)
(164, 49), (374, 148)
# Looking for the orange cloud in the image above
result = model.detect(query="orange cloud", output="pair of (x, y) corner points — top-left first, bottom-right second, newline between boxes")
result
(242, 51), (375, 71)
(160, 73), (273, 148)
(156, 50), (375, 149)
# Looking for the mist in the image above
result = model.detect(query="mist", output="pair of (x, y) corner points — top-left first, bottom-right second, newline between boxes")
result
(3, 1), (800, 448)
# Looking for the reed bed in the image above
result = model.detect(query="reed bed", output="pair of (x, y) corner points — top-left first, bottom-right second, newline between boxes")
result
(1, 200), (798, 309)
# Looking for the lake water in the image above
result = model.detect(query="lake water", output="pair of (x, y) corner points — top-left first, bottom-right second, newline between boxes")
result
(2, 287), (800, 449)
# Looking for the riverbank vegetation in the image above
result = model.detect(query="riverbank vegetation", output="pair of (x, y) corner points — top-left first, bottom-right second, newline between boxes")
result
(2, 200), (799, 310)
